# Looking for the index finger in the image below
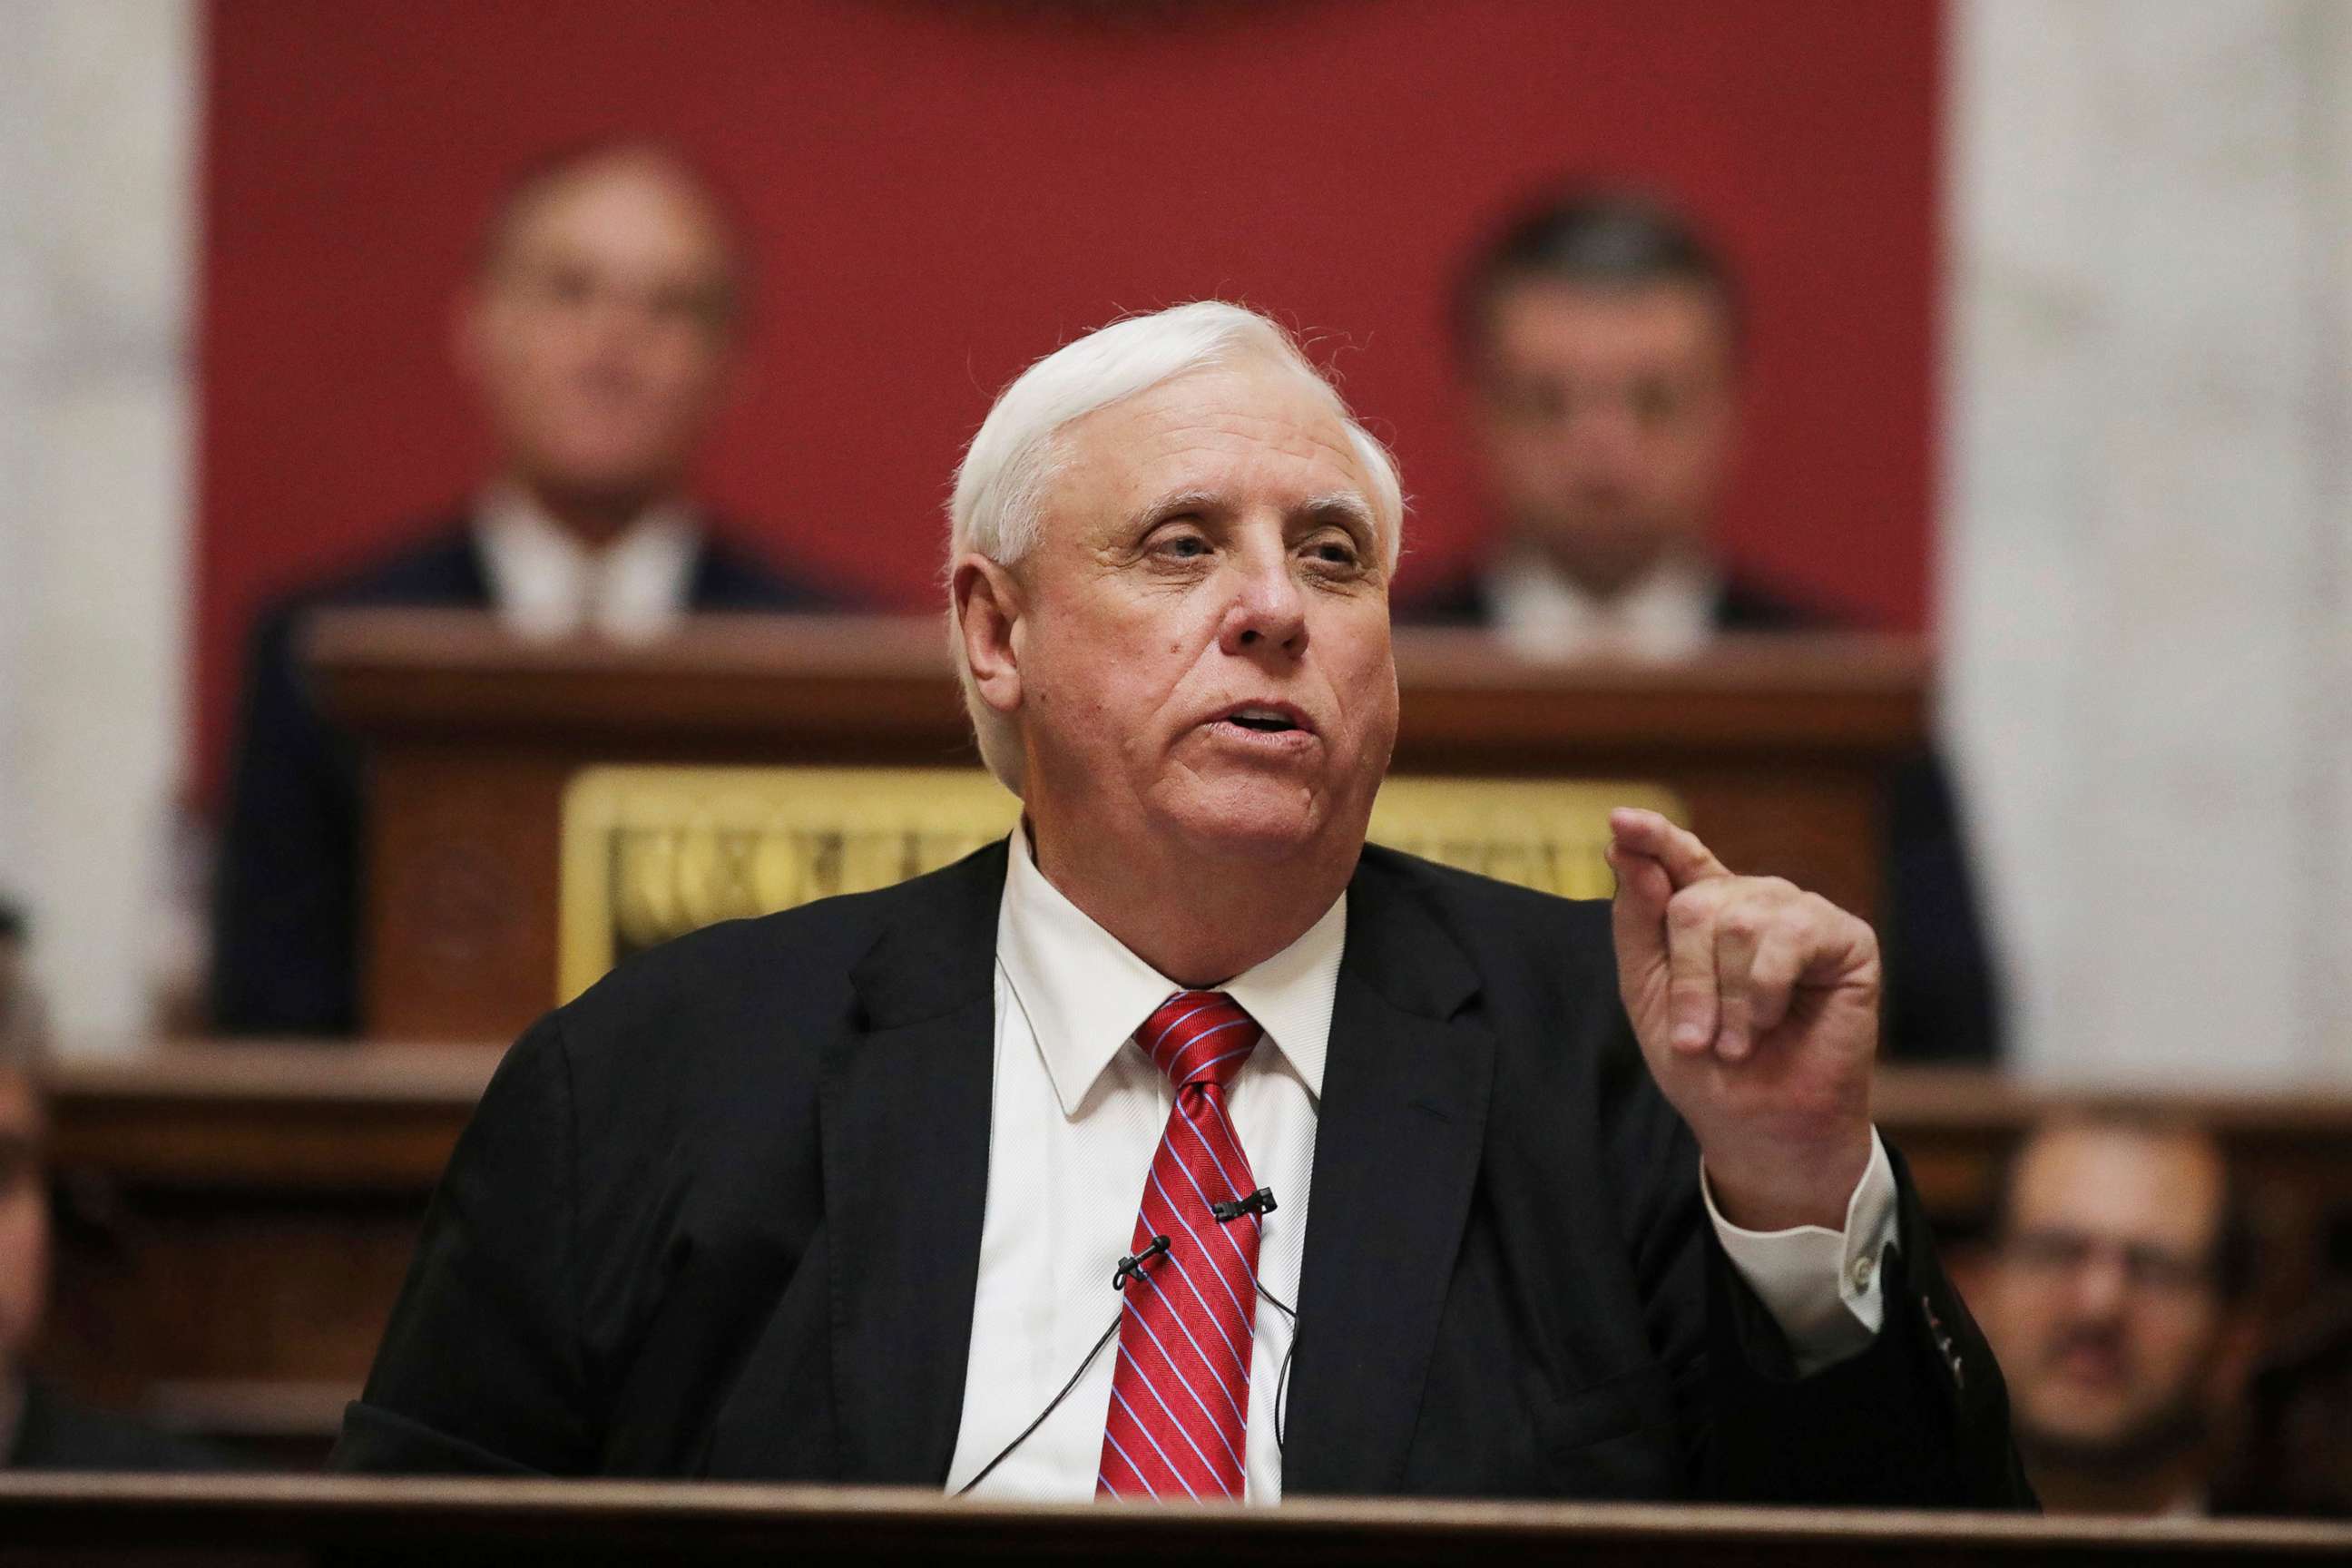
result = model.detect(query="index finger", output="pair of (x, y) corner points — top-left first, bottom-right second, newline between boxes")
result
(1607, 808), (1733, 890)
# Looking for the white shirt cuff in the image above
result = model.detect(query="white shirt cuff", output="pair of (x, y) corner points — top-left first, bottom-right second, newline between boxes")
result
(1700, 1128), (1896, 1377)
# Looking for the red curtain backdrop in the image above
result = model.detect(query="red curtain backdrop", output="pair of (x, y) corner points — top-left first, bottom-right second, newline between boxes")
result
(195, 0), (1940, 798)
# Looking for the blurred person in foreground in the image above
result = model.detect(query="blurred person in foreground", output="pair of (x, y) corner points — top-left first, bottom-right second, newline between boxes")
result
(212, 140), (838, 1037)
(1408, 189), (2001, 1064)
(334, 302), (2029, 1505)
(1972, 1112), (2260, 1514)
(0, 902), (225, 1469)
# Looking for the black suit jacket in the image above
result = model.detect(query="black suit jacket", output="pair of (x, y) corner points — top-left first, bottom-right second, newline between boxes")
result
(210, 521), (838, 1036)
(1399, 571), (2004, 1064)
(333, 841), (2029, 1504)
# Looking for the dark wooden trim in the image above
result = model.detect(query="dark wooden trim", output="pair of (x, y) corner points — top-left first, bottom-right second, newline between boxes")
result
(0, 1475), (2347, 1563)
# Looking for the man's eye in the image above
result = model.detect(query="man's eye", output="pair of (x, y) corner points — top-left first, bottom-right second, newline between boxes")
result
(1631, 381), (1683, 425)
(533, 268), (595, 306)
(1308, 537), (1362, 567)
(1156, 534), (1210, 559)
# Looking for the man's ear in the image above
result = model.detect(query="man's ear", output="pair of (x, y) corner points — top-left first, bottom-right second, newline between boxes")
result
(953, 553), (1024, 717)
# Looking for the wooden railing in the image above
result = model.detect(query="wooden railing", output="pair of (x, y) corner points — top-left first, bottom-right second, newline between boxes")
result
(35, 1049), (2352, 1462)
(3, 1475), (2350, 1564)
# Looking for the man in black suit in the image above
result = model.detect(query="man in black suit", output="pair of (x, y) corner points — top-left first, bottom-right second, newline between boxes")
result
(1407, 191), (2002, 1064)
(334, 302), (2028, 1505)
(211, 142), (834, 1036)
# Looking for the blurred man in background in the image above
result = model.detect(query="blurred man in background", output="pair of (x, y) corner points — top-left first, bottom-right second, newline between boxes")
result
(1408, 189), (2000, 1063)
(1973, 1112), (2260, 1515)
(212, 141), (838, 1036)
(2, 905), (222, 1468)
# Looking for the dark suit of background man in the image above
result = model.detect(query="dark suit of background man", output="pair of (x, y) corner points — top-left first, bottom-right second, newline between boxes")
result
(1405, 191), (2003, 1064)
(211, 141), (835, 1037)
(335, 302), (2029, 1506)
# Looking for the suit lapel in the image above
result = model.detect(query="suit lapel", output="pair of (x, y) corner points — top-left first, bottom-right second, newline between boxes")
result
(1284, 852), (1495, 1494)
(819, 841), (1005, 1485)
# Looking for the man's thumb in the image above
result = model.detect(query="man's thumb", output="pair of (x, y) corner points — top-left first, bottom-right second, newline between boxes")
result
(1606, 841), (1673, 975)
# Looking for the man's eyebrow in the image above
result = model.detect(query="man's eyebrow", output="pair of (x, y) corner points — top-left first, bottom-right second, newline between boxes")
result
(1123, 487), (1378, 536)
(1298, 492), (1378, 534)
(1130, 487), (1222, 525)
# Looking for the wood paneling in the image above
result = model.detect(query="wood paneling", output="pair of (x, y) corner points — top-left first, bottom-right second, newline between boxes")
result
(312, 611), (1925, 1041)
(37, 1049), (2352, 1457)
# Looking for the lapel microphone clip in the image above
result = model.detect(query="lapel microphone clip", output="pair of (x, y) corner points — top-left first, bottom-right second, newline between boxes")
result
(1112, 1234), (1172, 1290)
(1210, 1187), (1279, 1224)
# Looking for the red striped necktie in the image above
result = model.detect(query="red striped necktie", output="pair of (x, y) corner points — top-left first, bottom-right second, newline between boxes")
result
(1097, 990), (1265, 1501)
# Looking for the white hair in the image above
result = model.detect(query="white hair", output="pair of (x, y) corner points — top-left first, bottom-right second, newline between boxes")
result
(946, 300), (1404, 795)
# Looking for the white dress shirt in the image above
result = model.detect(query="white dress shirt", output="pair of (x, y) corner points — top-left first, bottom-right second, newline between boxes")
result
(1486, 549), (1721, 662)
(473, 485), (700, 642)
(945, 824), (1896, 1504)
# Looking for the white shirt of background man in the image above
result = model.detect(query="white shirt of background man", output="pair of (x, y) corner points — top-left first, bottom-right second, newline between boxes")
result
(473, 485), (700, 643)
(945, 821), (1897, 1504)
(1486, 549), (1721, 662)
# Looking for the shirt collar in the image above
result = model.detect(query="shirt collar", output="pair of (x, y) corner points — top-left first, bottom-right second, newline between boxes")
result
(473, 482), (701, 641)
(1487, 546), (1720, 661)
(997, 820), (1343, 1118)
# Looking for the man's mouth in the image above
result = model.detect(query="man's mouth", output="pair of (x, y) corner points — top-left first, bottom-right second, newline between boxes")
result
(1203, 699), (1316, 737)
(1225, 707), (1298, 733)
(1199, 701), (1317, 750)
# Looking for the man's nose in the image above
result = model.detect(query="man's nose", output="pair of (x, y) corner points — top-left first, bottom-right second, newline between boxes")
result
(572, 282), (653, 347)
(1218, 552), (1308, 658)
(1560, 403), (1642, 471)
(2067, 1251), (2134, 1317)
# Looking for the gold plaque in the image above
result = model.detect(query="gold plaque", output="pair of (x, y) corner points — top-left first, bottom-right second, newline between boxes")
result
(558, 766), (1682, 1004)
(1366, 776), (1685, 900)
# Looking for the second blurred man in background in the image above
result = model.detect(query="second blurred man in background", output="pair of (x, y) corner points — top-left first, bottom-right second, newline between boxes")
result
(1972, 1113), (2262, 1515)
(211, 142), (837, 1036)
(1410, 191), (2000, 1063)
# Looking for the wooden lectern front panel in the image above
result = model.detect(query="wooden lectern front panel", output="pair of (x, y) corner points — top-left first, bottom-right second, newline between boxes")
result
(316, 613), (1925, 1043)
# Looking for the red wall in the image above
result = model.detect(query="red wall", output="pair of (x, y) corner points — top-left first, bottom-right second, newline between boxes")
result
(197, 0), (1941, 797)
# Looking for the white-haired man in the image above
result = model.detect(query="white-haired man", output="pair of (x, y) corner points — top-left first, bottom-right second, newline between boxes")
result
(335, 303), (2029, 1505)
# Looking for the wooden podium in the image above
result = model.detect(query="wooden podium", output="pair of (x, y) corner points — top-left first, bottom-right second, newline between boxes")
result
(5, 1475), (2351, 1564)
(309, 609), (1928, 1042)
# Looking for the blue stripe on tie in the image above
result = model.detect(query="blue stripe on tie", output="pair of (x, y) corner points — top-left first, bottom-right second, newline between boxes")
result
(1127, 1276), (1249, 1435)
(1159, 1241), (1254, 1382)
(1191, 1092), (1253, 1192)
(1166, 1018), (1255, 1083)
(1102, 1430), (1155, 1500)
(1197, 1095), (1263, 1235)
(1129, 1241), (1250, 1419)
(1177, 1034), (1258, 1083)
(1163, 1158), (1258, 1334)
(1116, 1326), (1234, 1492)
(1150, 1167), (1254, 1360)
(1148, 998), (1222, 1055)
(1173, 1118), (1262, 1281)
(1111, 1383), (1200, 1500)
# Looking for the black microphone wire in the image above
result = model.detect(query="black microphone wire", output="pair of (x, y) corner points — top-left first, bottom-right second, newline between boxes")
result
(955, 1309), (1122, 1497)
(1252, 1277), (1298, 1453)
(957, 1193), (1301, 1491)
